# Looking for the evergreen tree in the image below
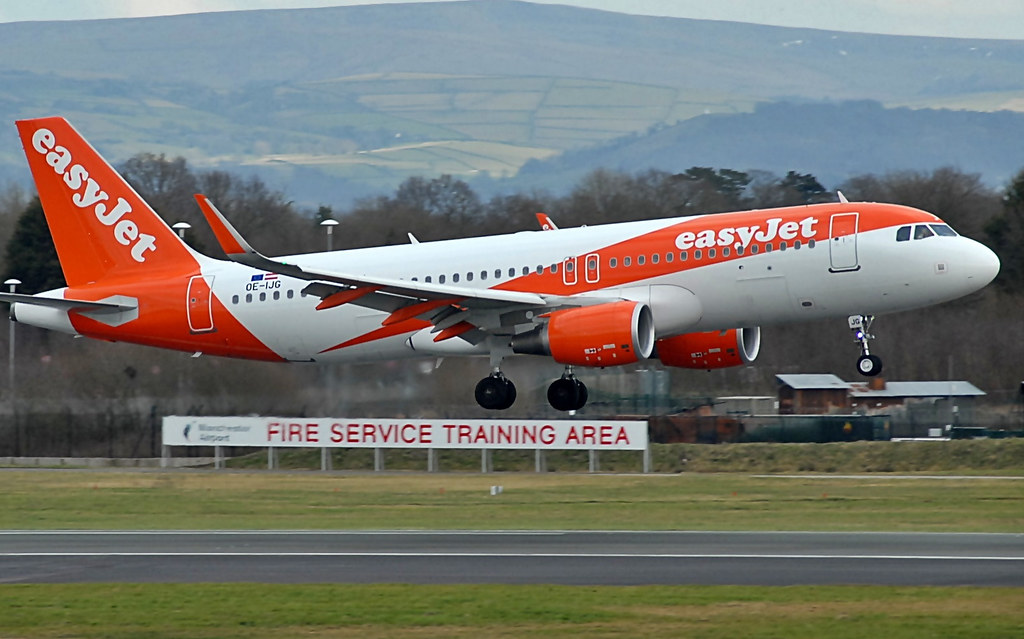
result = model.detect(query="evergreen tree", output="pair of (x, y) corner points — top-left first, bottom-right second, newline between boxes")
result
(2, 197), (64, 293)
(984, 168), (1024, 293)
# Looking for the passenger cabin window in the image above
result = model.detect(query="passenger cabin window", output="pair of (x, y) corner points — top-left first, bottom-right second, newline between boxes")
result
(896, 226), (911, 242)
(914, 225), (935, 240)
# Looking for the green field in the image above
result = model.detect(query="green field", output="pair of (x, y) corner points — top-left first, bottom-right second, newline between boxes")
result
(0, 467), (1021, 532)
(1, 455), (1022, 638)
(2, 584), (1022, 639)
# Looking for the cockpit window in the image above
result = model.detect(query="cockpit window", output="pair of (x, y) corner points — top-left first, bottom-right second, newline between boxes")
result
(896, 226), (911, 242)
(913, 225), (935, 240)
(929, 224), (957, 237)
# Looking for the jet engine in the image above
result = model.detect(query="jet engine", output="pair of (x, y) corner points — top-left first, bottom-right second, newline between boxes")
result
(512, 300), (654, 367)
(655, 327), (760, 369)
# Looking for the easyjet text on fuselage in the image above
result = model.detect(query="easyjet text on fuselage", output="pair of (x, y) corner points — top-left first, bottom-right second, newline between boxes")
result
(674, 215), (819, 251)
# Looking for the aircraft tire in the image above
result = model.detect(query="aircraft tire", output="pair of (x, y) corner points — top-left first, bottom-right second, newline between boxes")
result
(475, 375), (516, 410)
(548, 377), (586, 412)
(857, 354), (883, 377)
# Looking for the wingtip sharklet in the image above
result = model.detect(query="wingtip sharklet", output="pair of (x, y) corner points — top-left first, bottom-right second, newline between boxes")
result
(193, 194), (253, 257)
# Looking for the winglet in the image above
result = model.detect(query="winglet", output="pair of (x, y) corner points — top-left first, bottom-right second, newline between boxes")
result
(536, 212), (558, 231)
(193, 194), (254, 257)
(193, 194), (311, 280)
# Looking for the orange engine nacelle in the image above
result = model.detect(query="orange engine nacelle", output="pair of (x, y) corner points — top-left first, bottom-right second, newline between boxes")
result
(512, 301), (655, 367)
(655, 327), (761, 369)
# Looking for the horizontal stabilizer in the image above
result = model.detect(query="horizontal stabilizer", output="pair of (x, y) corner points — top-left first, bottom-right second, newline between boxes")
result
(0, 292), (137, 314)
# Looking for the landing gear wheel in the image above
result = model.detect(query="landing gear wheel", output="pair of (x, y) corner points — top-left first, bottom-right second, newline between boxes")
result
(475, 374), (517, 410)
(547, 376), (588, 412)
(857, 354), (883, 377)
(848, 314), (883, 378)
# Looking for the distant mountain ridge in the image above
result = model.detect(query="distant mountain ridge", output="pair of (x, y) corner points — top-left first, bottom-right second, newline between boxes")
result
(1, 1), (1022, 205)
(519, 101), (1024, 190)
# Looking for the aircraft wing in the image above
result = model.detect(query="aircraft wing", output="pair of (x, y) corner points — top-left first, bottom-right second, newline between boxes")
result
(194, 195), (550, 332)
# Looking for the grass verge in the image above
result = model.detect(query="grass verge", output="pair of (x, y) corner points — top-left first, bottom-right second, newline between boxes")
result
(0, 471), (1020, 532)
(228, 439), (1024, 474)
(1, 584), (1022, 639)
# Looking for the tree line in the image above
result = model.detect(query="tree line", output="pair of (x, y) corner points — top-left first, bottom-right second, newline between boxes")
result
(0, 157), (1021, 455)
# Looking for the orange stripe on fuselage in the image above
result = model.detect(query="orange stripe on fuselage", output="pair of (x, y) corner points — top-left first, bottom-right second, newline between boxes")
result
(494, 202), (938, 297)
(320, 319), (431, 354)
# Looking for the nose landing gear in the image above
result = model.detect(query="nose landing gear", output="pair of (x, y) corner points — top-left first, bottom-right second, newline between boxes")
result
(849, 314), (883, 377)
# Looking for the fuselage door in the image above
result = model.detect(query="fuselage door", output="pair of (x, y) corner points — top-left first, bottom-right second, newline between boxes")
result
(562, 256), (578, 286)
(187, 275), (216, 334)
(829, 212), (860, 272)
(585, 253), (600, 284)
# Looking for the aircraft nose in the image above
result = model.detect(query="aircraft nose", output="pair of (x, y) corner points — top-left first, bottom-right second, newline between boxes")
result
(963, 239), (1000, 288)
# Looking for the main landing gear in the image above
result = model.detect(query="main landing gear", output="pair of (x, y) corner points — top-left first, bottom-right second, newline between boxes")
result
(848, 314), (883, 377)
(547, 367), (588, 412)
(474, 366), (589, 412)
(475, 371), (517, 410)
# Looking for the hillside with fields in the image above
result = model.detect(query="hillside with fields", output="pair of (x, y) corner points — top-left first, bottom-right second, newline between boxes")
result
(0, 0), (1023, 204)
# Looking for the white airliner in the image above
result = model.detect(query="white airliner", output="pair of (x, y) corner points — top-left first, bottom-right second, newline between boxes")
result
(4, 117), (1000, 411)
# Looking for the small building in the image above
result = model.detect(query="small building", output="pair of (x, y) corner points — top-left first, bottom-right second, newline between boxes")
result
(776, 374), (985, 417)
(848, 380), (985, 411)
(776, 374), (852, 414)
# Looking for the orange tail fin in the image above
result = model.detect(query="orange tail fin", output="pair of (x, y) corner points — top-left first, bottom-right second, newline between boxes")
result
(16, 117), (201, 287)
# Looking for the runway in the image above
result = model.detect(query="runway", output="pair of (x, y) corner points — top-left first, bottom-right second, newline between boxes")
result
(2, 531), (1022, 586)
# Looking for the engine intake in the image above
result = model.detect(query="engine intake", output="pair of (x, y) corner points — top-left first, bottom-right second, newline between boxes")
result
(512, 300), (654, 367)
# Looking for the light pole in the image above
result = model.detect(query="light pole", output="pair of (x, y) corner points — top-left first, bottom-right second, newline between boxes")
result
(4, 278), (20, 399)
(172, 222), (192, 240)
(320, 218), (339, 252)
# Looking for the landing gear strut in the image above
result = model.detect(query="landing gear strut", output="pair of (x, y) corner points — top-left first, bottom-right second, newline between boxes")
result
(849, 314), (882, 377)
(547, 367), (588, 412)
(475, 371), (517, 410)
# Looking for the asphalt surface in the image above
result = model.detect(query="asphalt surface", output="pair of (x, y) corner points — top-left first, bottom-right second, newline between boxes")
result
(2, 530), (1022, 585)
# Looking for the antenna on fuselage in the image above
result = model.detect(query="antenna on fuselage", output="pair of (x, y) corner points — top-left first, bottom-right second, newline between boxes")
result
(837, 191), (850, 204)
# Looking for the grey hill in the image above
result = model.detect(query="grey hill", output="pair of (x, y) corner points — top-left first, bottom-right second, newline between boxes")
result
(1, 0), (1022, 205)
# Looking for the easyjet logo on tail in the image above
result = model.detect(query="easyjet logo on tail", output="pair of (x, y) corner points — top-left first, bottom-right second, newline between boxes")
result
(675, 216), (819, 250)
(30, 128), (157, 262)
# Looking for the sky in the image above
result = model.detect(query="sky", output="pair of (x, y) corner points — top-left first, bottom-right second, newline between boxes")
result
(0, 0), (1022, 40)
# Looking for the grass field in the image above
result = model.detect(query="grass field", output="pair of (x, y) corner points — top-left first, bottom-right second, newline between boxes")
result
(0, 468), (1021, 532)
(2, 584), (1022, 639)
(1, 455), (1021, 638)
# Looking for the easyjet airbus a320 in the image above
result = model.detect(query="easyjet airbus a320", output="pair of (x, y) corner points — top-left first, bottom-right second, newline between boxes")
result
(4, 117), (1001, 411)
